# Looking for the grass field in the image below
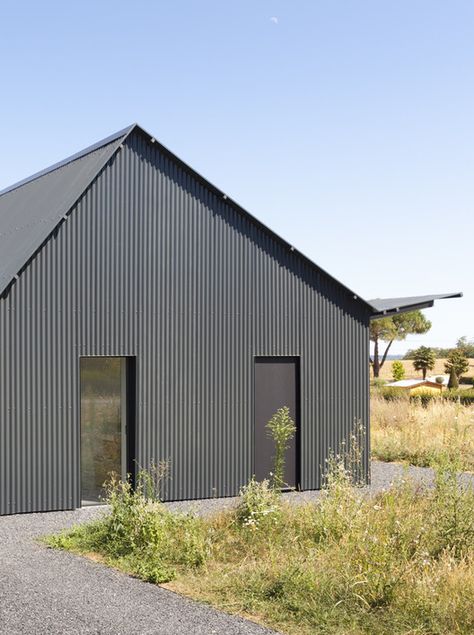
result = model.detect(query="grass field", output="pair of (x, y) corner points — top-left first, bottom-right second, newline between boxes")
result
(47, 462), (474, 635)
(373, 358), (474, 382)
(371, 394), (474, 471)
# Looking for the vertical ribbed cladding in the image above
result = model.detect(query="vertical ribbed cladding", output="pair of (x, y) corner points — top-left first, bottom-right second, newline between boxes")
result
(0, 128), (370, 514)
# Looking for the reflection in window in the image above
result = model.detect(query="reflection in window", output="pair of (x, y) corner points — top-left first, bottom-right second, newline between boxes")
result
(80, 357), (124, 504)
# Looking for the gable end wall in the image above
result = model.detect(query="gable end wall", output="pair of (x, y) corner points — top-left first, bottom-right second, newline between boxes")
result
(0, 132), (370, 514)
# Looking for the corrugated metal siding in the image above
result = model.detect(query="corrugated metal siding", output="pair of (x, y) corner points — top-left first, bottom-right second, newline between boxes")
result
(0, 130), (370, 514)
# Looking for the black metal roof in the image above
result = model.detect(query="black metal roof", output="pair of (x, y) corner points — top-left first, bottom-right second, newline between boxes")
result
(368, 292), (463, 319)
(0, 126), (134, 296)
(0, 124), (462, 317)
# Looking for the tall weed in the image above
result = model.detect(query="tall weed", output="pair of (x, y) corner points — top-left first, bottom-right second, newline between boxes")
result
(47, 455), (474, 634)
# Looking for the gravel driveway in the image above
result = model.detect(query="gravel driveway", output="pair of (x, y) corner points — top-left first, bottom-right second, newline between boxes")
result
(0, 510), (275, 635)
(1, 461), (472, 635)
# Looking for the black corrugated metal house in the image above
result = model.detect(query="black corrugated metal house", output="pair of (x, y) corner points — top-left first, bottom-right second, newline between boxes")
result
(0, 124), (461, 514)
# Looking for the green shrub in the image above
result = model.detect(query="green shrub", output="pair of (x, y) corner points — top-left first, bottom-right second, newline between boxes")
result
(443, 388), (474, 405)
(410, 390), (439, 407)
(48, 470), (209, 583)
(391, 360), (405, 381)
(266, 406), (296, 489)
(375, 385), (474, 406)
(458, 391), (474, 405)
(379, 386), (409, 402)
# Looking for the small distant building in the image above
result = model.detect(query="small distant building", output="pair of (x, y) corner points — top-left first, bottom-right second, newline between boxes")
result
(387, 375), (449, 393)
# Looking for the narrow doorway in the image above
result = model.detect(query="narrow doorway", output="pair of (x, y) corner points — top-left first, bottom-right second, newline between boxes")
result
(80, 357), (135, 505)
(254, 357), (300, 489)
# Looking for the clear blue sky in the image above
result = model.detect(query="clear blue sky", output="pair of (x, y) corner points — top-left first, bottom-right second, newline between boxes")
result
(1, 1), (472, 355)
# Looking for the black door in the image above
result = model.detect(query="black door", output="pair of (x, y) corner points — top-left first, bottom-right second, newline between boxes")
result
(254, 357), (299, 488)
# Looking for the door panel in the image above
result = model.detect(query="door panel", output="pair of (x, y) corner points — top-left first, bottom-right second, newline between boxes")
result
(254, 357), (299, 488)
(80, 357), (127, 504)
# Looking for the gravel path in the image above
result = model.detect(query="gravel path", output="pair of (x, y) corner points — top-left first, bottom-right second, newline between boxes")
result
(1, 460), (472, 634)
(0, 507), (274, 635)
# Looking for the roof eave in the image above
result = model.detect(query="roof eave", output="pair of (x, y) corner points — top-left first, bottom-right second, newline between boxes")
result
(369, 292), (463, 320)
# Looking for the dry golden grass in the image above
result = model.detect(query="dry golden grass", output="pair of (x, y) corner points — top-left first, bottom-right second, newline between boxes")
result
(48, 465), (474, 635)
(373, 357), (474, 381)
(371, 394), (474, 470)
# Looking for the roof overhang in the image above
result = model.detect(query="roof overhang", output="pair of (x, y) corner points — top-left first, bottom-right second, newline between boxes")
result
(368, 292), (463, 320)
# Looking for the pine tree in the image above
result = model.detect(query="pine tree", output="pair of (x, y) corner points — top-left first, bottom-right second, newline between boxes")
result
(412, 346), (436, 380)
(448, 367), (459, 389)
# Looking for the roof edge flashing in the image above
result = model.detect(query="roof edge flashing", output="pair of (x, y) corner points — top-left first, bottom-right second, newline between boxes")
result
(127, 124), (375, 314)
(369, 292), (462, 320)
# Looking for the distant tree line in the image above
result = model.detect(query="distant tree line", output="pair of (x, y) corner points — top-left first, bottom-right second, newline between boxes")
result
(391, 347), (470, 387)
(371, 313), (473, 381)
(404, 336), (474, 360)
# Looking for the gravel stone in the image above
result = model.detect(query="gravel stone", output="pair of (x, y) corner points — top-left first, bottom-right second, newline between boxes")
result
(0, 508), (274, 634)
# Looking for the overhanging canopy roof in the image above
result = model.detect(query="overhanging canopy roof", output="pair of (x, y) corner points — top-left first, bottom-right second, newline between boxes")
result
(368, 292), (463, 319)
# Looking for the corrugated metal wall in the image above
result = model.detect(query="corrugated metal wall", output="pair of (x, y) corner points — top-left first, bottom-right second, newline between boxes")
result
(0, 129), (370, 514)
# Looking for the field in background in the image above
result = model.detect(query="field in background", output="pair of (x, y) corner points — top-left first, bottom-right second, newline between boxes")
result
(373, 358), (474, 382)
(371, 394), (474, 471)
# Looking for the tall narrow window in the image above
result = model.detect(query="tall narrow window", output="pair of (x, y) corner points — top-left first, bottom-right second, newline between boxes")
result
(80, 357), (128, 504)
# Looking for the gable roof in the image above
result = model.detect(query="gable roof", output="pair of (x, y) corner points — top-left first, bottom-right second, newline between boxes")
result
(0, 124), (462, 318)
(0, 125), (134, 296)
